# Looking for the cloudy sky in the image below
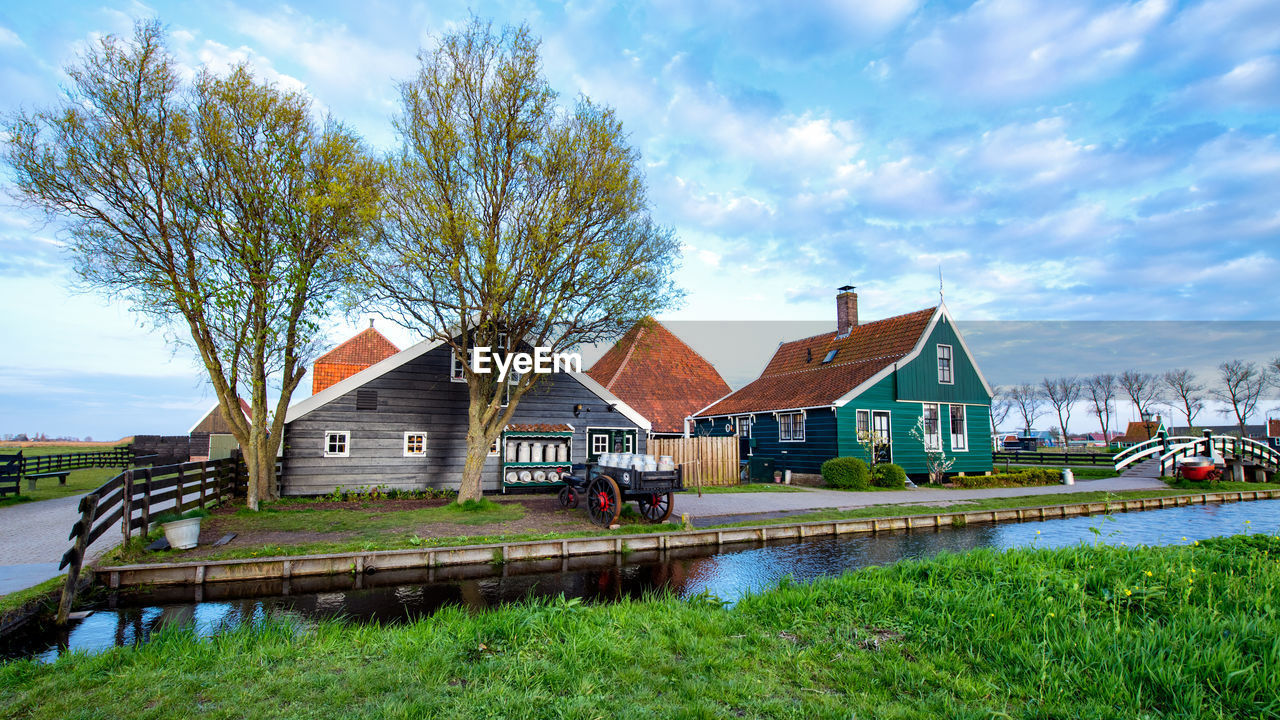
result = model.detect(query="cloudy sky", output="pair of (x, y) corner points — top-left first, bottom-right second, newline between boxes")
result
(1, 0), (1278, 439)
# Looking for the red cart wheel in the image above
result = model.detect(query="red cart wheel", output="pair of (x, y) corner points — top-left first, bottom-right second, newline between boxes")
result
(636, 492), (674, 523)
(557, 485), (579, 509)
(587, 476), (621, 527)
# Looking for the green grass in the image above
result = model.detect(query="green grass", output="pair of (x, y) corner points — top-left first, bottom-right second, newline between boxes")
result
(5, 535), (1279, 718)
(0, 576), (63, 619)
(1161, 476), (1271, 492)
(0, 443), (132, 505)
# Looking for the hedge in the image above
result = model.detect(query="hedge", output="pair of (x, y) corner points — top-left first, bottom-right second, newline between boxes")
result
(871, 463), (907, 489)
(821, 457), (870, 490)
(952, 467), (1062, 489)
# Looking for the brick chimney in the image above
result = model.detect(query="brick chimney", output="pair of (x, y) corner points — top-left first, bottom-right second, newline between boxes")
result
(836, 285), (858, 336)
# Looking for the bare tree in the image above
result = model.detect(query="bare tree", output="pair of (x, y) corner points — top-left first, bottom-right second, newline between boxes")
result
(3, 24), (379, 509)
(1161, 369), (1205, 430)
(1042, 376), (1083, 449)
(1210, 360), (1268, 436)
(1008, 383), (1045, 437)
(348, 20), (681, 502)
(988, 385), (1014, 442)
(1085, 373), (1117, 440)
(1118, 370), (1161, 424)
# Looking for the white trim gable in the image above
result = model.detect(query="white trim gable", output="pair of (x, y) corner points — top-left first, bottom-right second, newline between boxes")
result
(187, 400), (252, 435)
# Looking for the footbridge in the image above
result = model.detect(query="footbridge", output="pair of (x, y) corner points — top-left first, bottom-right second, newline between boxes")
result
(1114, 430), (1280, 480)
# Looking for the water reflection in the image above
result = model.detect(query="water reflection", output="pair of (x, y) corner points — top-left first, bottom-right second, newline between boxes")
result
(6, 498), (1278, 662)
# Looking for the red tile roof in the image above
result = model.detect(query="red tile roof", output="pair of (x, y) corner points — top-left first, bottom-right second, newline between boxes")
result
(1118, 417), (1163, 443)
(312, 326), (400, 394)
(1268, 418), (1280, 438)
(586, 319), (731, 434)
(697, 307), (936, 416)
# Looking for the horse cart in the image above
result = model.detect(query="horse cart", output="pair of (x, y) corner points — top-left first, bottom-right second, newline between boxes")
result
(558, 461), (684, 527)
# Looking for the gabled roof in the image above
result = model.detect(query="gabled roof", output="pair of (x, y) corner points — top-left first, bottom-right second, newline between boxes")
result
(188, 397), (252, 435)
(586, 319), (731, 434)
(1118, 417), (1164, 443)
(312, 326), (400, 394)
(285, 331), (651, 431)
(696, 307), (937, 416)
(1269, 419), (1280, 439)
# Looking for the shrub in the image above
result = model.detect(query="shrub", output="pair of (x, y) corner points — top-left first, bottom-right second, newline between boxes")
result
(822, 457), (870, 490)
(871, 463), (908, 489)
(953, 468), (1060, 489)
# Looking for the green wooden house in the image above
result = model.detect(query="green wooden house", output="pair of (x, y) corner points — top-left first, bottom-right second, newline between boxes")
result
(691, 286), (993, 478)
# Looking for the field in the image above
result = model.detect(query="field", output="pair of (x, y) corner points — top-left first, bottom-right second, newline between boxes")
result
(0, 443), (131, 505)
(4, 535), (1277, 718)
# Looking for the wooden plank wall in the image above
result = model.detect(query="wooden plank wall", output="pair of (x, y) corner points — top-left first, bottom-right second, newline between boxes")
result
(650, 436), (740, 487)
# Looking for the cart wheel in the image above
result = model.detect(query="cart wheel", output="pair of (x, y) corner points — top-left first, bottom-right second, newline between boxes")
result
(557, 486), (579, 509)
(636, 492), (674, 523)
(587, 476), (621, 527)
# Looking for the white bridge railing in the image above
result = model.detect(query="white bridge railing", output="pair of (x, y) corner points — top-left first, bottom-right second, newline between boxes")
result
(1114, 434), (1280, 476)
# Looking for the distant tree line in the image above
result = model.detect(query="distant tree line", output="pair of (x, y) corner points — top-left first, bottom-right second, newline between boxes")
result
(990, 356), (1280, 444)
(0, 433), (95, 442)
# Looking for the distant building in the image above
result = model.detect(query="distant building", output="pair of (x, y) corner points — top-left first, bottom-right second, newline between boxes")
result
(311, 322), (400, 395)
(1115, 416), (1166, 448)
(1169, 423), (1268, 440)
(189, 397), (252, 461)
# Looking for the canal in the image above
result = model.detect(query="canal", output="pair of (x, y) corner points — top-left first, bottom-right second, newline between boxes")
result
(5, 498), (1279, 663)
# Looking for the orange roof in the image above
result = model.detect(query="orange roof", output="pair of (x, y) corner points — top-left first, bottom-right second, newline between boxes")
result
(697, 307), (936, 416)
(1118, 418), (1163, 443)
(1270, 419), (1280, 438)
(312, 326), (400, 394)
(506, 423), (574, 433)
(586, 319), (731, 434)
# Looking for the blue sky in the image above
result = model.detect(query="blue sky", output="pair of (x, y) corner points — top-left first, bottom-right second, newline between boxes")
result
(1, 0), (1278, 439)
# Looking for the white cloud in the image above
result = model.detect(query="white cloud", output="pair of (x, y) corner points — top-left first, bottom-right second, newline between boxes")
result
(0, 25), (25, 49)
(974, 118), (1098, 184)
(1181, 55), (1280, 108)
(905, 0), (1172, 100)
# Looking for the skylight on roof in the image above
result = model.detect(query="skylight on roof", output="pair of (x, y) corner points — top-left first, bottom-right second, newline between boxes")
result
(822, 349), (838, 364)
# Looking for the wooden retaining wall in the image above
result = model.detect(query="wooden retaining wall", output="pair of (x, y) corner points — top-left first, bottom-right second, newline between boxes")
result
(98, 488), (1280, 590)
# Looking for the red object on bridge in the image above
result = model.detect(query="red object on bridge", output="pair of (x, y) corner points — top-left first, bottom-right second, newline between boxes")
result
(1179, 460), (1215, 481)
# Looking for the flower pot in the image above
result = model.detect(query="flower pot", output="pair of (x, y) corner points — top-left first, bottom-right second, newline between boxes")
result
(162, 517), (202, 550)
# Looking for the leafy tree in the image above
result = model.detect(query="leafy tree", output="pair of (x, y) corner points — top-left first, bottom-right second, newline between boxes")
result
(348, 20), (681, 502)
(1161, 368), (1205, 429)
(1210, 360), (1268, 436)
(1041, 376), (1082, 449)
(3, 23), (379, 508)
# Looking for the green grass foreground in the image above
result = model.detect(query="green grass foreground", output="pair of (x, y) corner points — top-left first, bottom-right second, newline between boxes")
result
(5, 536), (1280, 718)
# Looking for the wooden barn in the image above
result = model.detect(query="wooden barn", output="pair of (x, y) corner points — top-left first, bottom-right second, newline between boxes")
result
(692, 286), (994, 478)
(586, 318), (730, 438)
(189, 397), (251, 461)
(281, 331), (650, 496)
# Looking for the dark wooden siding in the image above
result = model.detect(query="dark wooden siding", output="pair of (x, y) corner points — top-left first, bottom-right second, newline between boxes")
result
(282, 342), (644, 496)
(694, 409), (838, 475)
(895, 314), (991, 405)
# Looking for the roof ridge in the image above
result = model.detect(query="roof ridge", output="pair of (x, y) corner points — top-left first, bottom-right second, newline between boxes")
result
(604, 324), (645, 390)
(759, 353), (906, 379)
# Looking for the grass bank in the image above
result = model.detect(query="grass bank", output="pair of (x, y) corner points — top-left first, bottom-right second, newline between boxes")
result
(7, 535), (1279, 718)
(0, 443), (132, 506)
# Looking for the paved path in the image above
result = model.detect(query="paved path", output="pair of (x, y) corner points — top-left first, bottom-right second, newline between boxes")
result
(0, 493), (123, 595)
(679, 473), (1168, 525)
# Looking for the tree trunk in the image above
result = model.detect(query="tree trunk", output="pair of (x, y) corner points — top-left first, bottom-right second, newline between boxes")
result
(457, 395), (490, 503)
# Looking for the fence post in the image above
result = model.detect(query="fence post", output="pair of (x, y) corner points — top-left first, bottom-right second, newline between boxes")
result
(121, 469), (133, 543)
(140, 468), (152, 532)
(57, 493), (99, 625)
(198, 461), (207, 509)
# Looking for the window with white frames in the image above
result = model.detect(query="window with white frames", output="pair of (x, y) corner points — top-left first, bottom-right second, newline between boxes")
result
(488, 437), (499, 457)
(403, 432), (427, 457)
(937, 344), (954, 384)
(735, 415), (752, 437)
(922, 404), (942, 450)
(623, 434), (635, 453)
(778, 412), (805, 442)
(451, 331), (509, 382)
(324, 431), (350, 457)
(950, 405), (967, 451)
(591, 433), (609, 455)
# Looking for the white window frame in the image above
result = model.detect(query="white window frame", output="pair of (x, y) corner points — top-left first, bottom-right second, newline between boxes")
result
(735, 415), (753, 438)
(591, 433), (609, 455)
(778, 412), (805, 442)
(324, 430), (350, 458)
(937, 344), (954, 385)
(451, 331), (509, 383)
(488, 437), (500, 457)
(949, 405), (968, 451)
(855, 409), (870, 438)
(871, 410), (893, 463)
(922, 403), (942, 451)
(623, 433), (635, 453)
(403, 431), (427, 457)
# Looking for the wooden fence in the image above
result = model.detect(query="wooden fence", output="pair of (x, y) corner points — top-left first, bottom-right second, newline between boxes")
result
(650, 436), (740, 487)
(56, 456), (247, 623)
(0, 452), (20, 497)
(18, 447), (135, 476)
(992, 451), (1114, 467)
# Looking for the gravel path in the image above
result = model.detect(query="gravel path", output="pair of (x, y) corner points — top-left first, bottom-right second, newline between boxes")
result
(0, 493), (126, 595)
